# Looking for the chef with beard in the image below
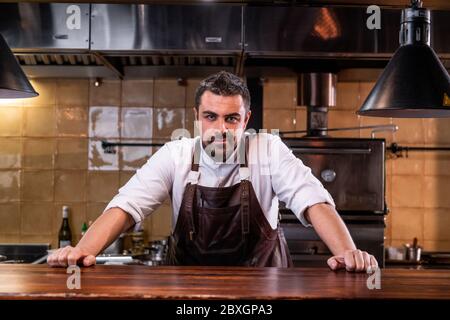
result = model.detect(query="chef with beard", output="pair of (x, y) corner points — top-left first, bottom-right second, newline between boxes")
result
(48, 71), (378, 271)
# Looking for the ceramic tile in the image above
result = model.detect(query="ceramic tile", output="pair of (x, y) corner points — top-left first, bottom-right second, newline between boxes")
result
(295, 108), (307, 137)
(0, 171), (20, 202)
(121, 108), (153, 139)
(54, 171), (86, 202)
(87, 172), (119, 202)
(424, 118), (450, 145)
(184, 106), (197, 138)
(23, 107), (56, 137)
(424, 152), (450, 176)
(263, 77), (297, 109)
(56, 79), (89, 107)
(21, 202), (54, 235)
(0, 138), (21, 169)
(424, 208), (450, 241)
(336, 82), (359, 111)
(391, 153), (424, 176)
(57, 107), (88, 137)
(20, 235), (53, 246)
(22, 170), (54, 201)
(393, 118), (425, 144)
(122, 79), (154, 107)
(154, 79), (186, 108)
(263, 109), (295, 133)
(153, 108), (185, 140)
(89, 79), (121, 106)
(185, 78), (202, 107)
(88, 139), (119, 171)
(0, 203), (20, 234)
(423, 240), (450, 251)
(0, 107), (22, 136)
(390, 207), (423, 244)
(23, 138), (55, 169)
(327, 110), (360, 138)
(391, 175), (423, 208)
(424, 176), (450, 208)
(55, 138), (88, 169)
(88, 106), (119, 138)
(120, 141), (151, 171)
(87, 202), (108, 224)
(0, 234), (22, 243)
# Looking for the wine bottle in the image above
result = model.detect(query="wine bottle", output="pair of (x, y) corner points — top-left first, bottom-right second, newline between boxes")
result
(81, 222), (88, 237)
(58, 206), (72, 248)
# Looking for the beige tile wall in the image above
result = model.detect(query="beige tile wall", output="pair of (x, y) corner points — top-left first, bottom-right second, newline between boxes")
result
(0, 78), (196, 248)
(2, 74), (449, 252)
(263, 74), (450, 251)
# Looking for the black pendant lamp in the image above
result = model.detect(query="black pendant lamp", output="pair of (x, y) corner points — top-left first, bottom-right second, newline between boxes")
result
(358, 0), (450, 118)
(0, 33), (38, 99)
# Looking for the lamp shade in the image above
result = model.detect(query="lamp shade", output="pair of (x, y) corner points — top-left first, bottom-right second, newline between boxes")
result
(358, 0), (450, 118)
(0, 33), (38, 99)
(358, 44), (450, 117)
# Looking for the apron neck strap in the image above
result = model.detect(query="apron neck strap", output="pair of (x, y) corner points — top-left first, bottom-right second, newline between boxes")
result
(239, 135), (249, 169)
(191, 139), (201, 172)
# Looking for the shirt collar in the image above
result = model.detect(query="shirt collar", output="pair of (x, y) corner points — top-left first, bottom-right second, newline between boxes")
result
(198, 136), (244, 169)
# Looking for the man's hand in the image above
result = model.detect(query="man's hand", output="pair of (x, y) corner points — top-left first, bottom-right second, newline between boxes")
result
(327, 249), (378, 272)
(47, 246), (96, 267)
(47, 208), (134, 268)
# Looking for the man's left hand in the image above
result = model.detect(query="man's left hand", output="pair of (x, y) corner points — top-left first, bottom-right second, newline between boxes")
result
(327, 249), (378, 272)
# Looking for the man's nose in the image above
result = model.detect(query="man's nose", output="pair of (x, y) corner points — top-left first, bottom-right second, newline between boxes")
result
(218, 119), (229, 134)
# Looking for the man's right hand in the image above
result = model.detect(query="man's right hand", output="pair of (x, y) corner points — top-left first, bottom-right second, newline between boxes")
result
(47, 208), (133, 267)
(47, 246), (96, 267)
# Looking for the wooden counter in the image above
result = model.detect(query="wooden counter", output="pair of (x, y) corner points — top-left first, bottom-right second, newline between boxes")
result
(0, 264), (449, 300)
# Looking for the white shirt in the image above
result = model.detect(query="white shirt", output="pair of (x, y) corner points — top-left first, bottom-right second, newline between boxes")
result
(104, 133), (335, 230)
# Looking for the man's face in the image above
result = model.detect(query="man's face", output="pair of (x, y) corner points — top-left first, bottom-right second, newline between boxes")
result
(194, 90), (251, 162)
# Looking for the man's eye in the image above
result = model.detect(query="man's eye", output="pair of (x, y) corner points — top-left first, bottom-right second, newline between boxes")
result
(205, 115), (216, 121)
(226, 117), (238, 123)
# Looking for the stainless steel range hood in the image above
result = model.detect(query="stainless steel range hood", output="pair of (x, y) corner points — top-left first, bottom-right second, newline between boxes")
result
(0, 3), (241, 78)
(1, 2), (450, 79)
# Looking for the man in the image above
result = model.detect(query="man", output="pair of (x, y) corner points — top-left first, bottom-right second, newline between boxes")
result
(48, 71), (378, 271)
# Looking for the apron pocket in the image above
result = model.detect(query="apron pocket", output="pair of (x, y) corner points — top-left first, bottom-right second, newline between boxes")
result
(194, 204), (245, 254)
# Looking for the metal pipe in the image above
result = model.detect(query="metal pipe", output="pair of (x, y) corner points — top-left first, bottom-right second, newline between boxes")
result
(280, 124), (399, 137)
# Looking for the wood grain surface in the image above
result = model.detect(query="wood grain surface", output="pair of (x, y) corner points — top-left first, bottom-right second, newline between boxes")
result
(0, 265), (449, 300)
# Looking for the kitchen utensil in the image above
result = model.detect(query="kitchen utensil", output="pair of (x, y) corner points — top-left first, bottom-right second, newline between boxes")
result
(95, 254), (134, 264)
(404, 238), (422, 262)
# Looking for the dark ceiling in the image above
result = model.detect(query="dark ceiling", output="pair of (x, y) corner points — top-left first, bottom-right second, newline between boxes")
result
(8, 1), (450, 10)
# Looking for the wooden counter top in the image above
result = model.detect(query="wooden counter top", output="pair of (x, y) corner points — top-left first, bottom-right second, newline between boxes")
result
(0, 264), (449, 300)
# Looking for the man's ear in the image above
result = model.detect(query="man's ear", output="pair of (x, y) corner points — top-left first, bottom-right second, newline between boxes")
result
(193, 107), (198, 120)
(244, 110), (252, 128)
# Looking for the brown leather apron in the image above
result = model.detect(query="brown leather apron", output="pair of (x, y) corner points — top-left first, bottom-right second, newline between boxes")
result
(166, 137), (293, 267)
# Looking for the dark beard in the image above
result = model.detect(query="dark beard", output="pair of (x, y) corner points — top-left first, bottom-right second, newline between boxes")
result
(203, 133), (236, 163)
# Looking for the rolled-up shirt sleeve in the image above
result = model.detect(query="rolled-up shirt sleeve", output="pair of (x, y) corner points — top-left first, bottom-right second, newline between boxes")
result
(269, 135), (335, 227)
(103, 144), (174, 227)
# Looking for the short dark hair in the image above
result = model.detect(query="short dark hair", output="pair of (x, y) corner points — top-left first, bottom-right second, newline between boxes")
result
(194, 71), (251, 111)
